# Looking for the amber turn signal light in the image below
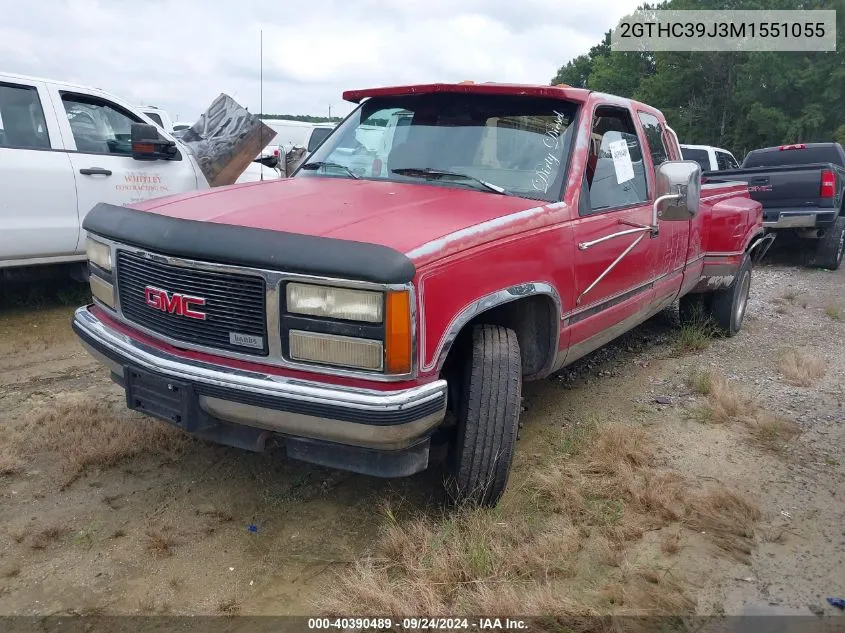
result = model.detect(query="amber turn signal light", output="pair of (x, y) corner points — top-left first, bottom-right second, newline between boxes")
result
(385, 290), (412, 374)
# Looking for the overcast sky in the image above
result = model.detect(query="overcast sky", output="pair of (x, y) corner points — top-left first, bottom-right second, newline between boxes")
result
(1, 0), (642, 124)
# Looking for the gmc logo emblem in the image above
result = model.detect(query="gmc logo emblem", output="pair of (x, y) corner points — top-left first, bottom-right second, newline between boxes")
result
(144, 286), (207, 320)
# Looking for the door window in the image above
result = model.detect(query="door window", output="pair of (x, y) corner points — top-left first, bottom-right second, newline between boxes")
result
(582, 106), (649, 215)
(61, 93), (141, 155)
(637, 111), (669, 167)
(715, 150), (738, 170)
(0, 82), (51, 149)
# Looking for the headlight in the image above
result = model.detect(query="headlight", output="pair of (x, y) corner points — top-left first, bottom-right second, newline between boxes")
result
(86, 237), (112, 272)
(286, 283), (383, 322)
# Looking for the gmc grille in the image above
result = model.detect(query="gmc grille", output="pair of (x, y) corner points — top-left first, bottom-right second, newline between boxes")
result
(116, 251), (268, 355)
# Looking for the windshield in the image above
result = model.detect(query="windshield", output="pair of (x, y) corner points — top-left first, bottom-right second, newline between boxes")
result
(297, 92), (578, 201)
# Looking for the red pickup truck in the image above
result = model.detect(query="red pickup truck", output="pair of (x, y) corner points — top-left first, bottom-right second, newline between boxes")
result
(73, 82), (765, 506)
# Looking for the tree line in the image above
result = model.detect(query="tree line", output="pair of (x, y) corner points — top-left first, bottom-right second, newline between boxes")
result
(551, 0), (845, 160)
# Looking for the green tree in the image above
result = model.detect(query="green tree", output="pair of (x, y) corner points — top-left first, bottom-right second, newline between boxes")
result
(549, 0), (845, 157)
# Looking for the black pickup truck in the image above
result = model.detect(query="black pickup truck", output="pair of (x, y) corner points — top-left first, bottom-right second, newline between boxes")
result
(704, 142), (845, 270)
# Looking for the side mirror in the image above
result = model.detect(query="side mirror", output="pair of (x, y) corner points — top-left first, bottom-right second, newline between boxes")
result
(254, 154), (280, 169)
(653, 160), (701, 222)
(131, 123), (177, 161)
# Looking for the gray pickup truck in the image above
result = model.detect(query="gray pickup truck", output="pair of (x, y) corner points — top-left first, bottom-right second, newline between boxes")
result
(705, 142), (845, 270)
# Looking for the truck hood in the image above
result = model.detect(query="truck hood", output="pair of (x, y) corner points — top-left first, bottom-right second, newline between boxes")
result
(132, 177), (546, 260)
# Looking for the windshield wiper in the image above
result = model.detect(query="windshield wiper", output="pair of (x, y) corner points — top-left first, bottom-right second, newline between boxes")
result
(300, 161), (360, 179)
(391, 168), (508, 195)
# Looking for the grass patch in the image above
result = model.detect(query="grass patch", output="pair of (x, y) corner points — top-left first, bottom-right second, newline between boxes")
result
(19, 396), (187, 488)
(686, 371), (801, 451)
(672, 315), (717, 356)
(779, 288), (800, 304)
(777, 348), (826, 387)
(320, 422), (757, 618)
(824, 305), (843, 322)
(684, 369), (713, 396)
(748, 414), (801, 452)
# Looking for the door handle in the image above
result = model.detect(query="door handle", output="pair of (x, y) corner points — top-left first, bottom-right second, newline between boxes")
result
(79, 167), (112, 176)
(749, 176), (769, 184)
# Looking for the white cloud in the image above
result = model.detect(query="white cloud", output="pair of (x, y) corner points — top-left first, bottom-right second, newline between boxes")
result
(0, 0), (641, 123)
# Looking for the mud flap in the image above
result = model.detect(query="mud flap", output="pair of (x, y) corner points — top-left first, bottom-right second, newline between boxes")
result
(748, 233), (776, 265)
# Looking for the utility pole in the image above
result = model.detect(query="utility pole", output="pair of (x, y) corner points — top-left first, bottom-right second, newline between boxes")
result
(328, 104), (332, 118)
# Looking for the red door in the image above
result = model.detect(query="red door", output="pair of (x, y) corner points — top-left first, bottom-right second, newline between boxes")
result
(564, 107), (657, 362)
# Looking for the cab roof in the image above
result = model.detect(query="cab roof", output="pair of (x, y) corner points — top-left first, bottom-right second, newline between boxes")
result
(343, 82), (593, 104)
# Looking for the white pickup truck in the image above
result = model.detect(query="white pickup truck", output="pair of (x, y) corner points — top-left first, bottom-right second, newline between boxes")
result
(680, 144), (740, 172)
(0, 72), (211, 273)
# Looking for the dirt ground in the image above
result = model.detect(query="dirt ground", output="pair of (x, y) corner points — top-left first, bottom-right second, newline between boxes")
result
(0, 243), (843, 619)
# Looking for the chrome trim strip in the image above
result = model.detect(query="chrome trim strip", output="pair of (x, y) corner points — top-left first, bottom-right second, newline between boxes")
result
(576, 232), (647, 305)
(74, 306), (445, 412)
(420, 281), (562, 375)
(578, 226), (651, 251)
(705, 251), (744, 257)
(89, 234), (417, 382)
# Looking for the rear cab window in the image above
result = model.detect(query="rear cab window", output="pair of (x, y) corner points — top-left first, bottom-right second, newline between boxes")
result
(715, 151), (739, 170)
(298, 92), (579, 202)
(0, 82), (51, 150)
(681, 147), (710, 171)
(145, 112), (164, 127)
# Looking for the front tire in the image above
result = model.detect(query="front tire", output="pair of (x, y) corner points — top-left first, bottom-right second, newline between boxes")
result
(447, 325), (522, 507)
(811, 216), (845, 271)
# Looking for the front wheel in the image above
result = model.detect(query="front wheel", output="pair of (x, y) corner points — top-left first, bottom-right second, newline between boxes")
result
(446, 325), (522, 507)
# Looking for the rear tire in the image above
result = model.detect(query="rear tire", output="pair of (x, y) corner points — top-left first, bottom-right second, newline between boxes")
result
(810, 216), (845, 271)
(709, 253), (752, 336)
(446, 325), (522, 507)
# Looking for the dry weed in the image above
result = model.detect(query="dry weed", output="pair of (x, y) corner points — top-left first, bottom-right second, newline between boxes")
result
(27, 524), (69, 550)
(144, 527), (178, 557)
(320, 421), (758, 617)
(824, 304), (843, 321)
(217, 597), (241, 615)
(0, 448), (24, 476)
(705, 372), (757, 423)
(685, 488), (760, 562)
(660, 530), (682, 555)
(748, 414), (801, 452)
(21, 397), (186, 488)
(778, 349), (826, 387)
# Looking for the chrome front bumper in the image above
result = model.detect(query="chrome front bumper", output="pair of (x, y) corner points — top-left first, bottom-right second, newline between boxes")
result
(72, 306), (447, 454)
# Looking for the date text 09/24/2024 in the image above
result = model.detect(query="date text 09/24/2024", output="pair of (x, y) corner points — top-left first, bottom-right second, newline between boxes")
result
(307, 618), (528, 630)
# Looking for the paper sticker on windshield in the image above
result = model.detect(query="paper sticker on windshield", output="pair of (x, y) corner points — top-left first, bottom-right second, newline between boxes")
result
(608, 139), (635, 184)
